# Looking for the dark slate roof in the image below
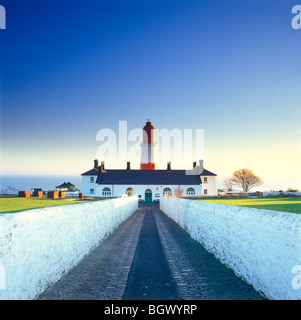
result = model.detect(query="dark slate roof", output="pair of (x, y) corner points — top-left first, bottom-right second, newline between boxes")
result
(200, 169), (217, 176)
(56, 182), (75, 188)
(95, 170), (202, 185)
(81, 168), (99, 176)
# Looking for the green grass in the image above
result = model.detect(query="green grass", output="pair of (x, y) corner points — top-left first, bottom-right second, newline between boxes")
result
(0, 197), (90, 214)
(197, 197), (301, 214)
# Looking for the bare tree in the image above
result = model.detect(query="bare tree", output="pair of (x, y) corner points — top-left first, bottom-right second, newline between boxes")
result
(174, 187), (184, 198)
(223, 176), (233, 191)
(231, 168), (263, 192)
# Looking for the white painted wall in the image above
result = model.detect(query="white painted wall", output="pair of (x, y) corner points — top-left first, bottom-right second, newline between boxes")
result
(96, 184), (203, 200)
(80, 175), (97, 196)
(81, 170), (217, 198)
(160, 197), (301, 300)
(0, 196), (138, 300)
(201, 176), (217, 196)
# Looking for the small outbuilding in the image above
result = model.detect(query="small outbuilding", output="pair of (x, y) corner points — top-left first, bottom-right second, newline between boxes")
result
(55, 182), (79, 197)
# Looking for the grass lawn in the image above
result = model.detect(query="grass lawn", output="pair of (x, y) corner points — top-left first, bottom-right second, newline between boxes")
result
(0, 197), (90, 214)
(197, 197), (301, 214)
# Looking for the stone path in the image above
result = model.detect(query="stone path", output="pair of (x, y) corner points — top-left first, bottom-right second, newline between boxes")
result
(122, 206), (180, 300)
(40, 207), (144, 300)
(39, 204), (264, 300)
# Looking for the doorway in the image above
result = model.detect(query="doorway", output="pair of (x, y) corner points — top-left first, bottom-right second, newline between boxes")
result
(145, 189), (152, 203)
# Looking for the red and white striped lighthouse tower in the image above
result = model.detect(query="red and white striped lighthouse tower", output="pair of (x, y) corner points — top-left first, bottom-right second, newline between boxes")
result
(140, 120), (157, 170)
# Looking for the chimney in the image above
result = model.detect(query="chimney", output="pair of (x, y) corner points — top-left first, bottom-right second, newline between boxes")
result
(94, 159), (99, 169)
(101, 161), (105, 170)
(193, 161), (197, 168)
(198, 160), (204, 174)
(167, 161), (171, 170)
(127, 161), (131, 170)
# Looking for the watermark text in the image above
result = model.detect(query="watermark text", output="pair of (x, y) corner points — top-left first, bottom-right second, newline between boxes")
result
(292, 265), (301, 289)
(0, 5), (6, 29)
(96, 121), (204, 167)
(292, 5), (301, 29)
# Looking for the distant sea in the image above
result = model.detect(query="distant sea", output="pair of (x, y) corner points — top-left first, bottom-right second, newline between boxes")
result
(0, 175), (82, 194)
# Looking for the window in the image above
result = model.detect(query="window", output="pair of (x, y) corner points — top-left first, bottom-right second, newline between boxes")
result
(90, 189), (94, 195)
(204, 189), (208, 195)
(102, 187), (111, 196)
(126, 187), (134, 196)
(186, 187), (195, 195)
(90, 177), (95, 183)
(203, 177), (208, 183)
(163, 187), (172, 196)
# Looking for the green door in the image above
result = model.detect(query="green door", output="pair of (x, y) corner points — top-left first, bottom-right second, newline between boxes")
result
(145, 189), (152, 203)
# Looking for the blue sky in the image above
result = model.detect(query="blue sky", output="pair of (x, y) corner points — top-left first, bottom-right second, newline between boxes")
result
(0, 0), (300, 191)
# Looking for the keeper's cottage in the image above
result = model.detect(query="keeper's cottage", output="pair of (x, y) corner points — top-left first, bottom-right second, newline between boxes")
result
(81, 120), (217, 201)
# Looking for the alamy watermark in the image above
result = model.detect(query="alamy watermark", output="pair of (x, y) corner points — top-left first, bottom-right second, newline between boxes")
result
(292, 5), (301, 29)
(292, 265), (301, 290)
(0, 5), (6, 29)
(96, 121), (204, 167)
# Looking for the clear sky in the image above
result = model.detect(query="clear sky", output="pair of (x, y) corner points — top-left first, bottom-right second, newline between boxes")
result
(0, 0), (300, 191)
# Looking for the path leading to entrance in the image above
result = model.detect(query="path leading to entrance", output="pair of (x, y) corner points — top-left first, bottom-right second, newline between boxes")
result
(39, 204), (264, 300)
(122, 206), (180, 299)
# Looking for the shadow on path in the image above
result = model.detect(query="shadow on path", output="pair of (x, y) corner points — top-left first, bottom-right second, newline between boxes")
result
(122, 206), (180, 300)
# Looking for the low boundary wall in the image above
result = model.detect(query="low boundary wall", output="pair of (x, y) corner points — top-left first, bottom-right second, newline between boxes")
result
(0, 196), (138, 300)
(263, 192), (301, 197)
(160, 197), (301, 300)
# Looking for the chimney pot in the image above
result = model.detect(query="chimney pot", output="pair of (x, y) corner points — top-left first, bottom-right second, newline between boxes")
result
(94, 159), (99, 169)
(193, 161), (197, 168)
(127, 162), (131, 170)
(167, 161), (171, 170)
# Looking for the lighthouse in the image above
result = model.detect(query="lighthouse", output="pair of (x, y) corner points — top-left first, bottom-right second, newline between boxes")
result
(82, 119), (218, 199)
(140, 120), (157, 170)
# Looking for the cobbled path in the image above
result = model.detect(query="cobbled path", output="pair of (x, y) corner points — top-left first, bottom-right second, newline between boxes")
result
(39, 208), (144, 300)
(153, 208), (263, 300)
(39, 203), (264, 300)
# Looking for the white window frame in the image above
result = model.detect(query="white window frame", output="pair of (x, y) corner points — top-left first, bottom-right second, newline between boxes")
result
(126, 187), (134, 196)
(186, 187), (195, 195)
(163, 187), (172, 196)
(102, 187), (111, 196)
